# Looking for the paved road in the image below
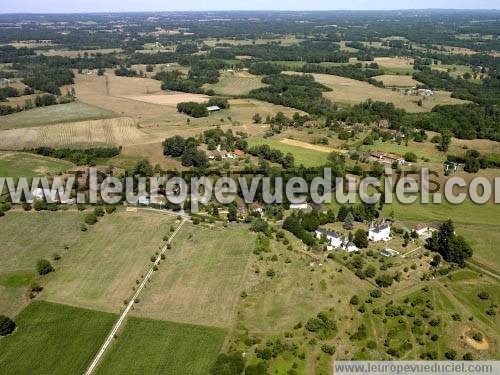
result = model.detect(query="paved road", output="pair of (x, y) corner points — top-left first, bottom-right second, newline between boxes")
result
(83, 219), (186, 375)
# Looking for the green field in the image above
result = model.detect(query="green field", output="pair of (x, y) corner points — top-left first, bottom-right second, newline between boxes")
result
(0, 102), (116, 129)
(0, 151), (74, 178)
(133, 223), (254, 328)
(0, 301), (117, 375)
(95, 318), (226, 375)
(0, 211), (85, 316)
(247, 137), (328, 167)
(41, 211), (175, 312)
(203, 72), (267, 96)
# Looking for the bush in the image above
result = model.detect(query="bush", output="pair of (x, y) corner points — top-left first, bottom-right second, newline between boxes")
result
(84, 213), (98, 225)
(321, 344), (336, 355)
(0, 315), (16, 336)
(472, 332), (483, 342)
(477, 291), (489, 300)
(94, 207), (105, 217)
(36, 259), (54, 275)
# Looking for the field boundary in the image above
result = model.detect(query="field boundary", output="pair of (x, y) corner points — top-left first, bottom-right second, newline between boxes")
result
(84, 218), (186, 375)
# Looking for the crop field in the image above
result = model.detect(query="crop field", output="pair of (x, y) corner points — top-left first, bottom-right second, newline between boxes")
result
(36, 48), (123, 57)
(247, 137), (329, 167)
(0, 212), (85, 316)
(373, 57), (415, 75)
(42, 211), (176, 312)
(0, 301), (117, 375)
(132, 224), (254, 328)
(374, 74), (420, 87)
(308, 73), (467, 112)
(203, 71), (267, 96)
(0, 151), (74, 178)
(0, 117), (148, 150)
(0, 102), (117, 130)
(95, 318), (226, 375)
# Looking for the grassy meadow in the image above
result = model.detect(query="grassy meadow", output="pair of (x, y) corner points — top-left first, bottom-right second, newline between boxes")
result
(95, 318), (226, 375)
(0, 301), (117, 375)
(203, 71), (267, 96)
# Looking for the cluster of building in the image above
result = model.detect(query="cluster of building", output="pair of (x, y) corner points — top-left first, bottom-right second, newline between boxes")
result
(314, 219), (392, 253)
(207, 148), (245, 160)
(367, 151), (405, 165)
(401, 88), (434, 96)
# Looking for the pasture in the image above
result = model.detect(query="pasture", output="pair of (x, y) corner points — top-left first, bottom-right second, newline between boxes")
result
(0, 301), (117, 375)
(42, 210), (175, 313)
(203, 71), (267, 96)
(0, 151), (74, 178)
(0, 102), (116, 130)
(95, 318), (226, 375)
(132, 224), (254, 328)
(0, 117), (148, 150)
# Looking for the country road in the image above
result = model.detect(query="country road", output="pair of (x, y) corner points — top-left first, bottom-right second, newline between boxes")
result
(83, 218), (186, 375)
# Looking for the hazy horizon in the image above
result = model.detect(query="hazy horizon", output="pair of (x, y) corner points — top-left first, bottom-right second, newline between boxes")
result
(1, 0), (499, 14)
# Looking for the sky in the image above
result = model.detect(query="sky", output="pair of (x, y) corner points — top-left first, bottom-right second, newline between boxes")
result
(2, 0), (499, 13)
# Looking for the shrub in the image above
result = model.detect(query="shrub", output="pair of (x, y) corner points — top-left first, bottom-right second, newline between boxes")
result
(0, 315), (16, 336)
(472, 332), (483, 342)
(321, 344), (336, 355)
(84, 213), (98, 225)
(477, 291), (489, 300)
(36, 259), (54, 275)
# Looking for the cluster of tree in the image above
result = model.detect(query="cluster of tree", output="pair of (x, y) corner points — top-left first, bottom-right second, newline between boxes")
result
(19, 63), (74, 95)
(447, 150), (500, 173)
(30, 146), (120, 165)
(211, 42), (350, 63)
(207, 97), (230, 109)
(202, 128), (248, 152)
(163, 135), (208, 168)
(296, 63), (385, 87)
(248, 73), (333, 115)
(247, 144), (294, 169)
(305, 310), (337, 340)
(248, 62), (283, 75)
(404, 104), (500, 141)
(426, 220), (473, 266)
(0, 86), (19, 101)
(0, 315), (16, 336)
(114, 66), (138, 77)
(176, 101), (209, 118)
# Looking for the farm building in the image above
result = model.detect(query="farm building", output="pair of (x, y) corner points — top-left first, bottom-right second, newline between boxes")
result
(315, 227), (342, 250)
(343, 240), (359, 253)
(207, 105), (221, 112)
(368, 219), (391, 242)
(368, 151), (405, 165)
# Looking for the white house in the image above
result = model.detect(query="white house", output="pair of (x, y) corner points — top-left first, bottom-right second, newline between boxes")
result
(315, 227), (342, 250)
(414, 223), (429, 237)
(344, 241), (359, 253)
(368, 219), (391, 242)
(290, 202), (311, 211)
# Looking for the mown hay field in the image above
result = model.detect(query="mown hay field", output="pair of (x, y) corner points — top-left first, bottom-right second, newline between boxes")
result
(95, 318), (226, 375)
(132, 224), (254, 328)
(0, 301), (117, 375)
(0, 117), (148, 150)
(375, 74), (420, 87)
(0, 102), (117, 130)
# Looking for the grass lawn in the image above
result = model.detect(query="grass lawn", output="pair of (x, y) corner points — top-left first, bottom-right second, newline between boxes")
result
(459, 226), (500, 275)
(0, 151), (74, 178)
(41, 211), (176, 313)
(0, 211), (85, 316)
(0, 102), (116, 130)
(0, 301), (117, 375)
(247, 137), (328, 167)
(95, 318), (226, 375)
(132, 223), (254, 328)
